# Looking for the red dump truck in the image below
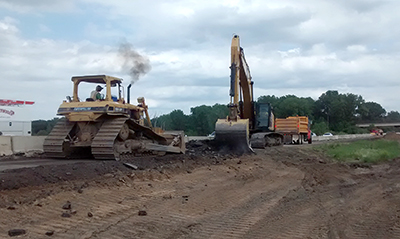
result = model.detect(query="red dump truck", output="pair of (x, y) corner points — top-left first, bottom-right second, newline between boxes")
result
(275, 116), (312, 144)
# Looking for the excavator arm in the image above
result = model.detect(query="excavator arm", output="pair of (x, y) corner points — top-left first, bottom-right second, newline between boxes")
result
(228, 36), (254, 121)
(215, 35), (254, 154)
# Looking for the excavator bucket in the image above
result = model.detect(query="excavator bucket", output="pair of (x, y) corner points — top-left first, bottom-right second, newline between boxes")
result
(214, 118), (253, 154)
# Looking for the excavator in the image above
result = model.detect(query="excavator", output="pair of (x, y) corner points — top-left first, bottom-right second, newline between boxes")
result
(215, 35), (283, 153)
(43, 75), (185, 160)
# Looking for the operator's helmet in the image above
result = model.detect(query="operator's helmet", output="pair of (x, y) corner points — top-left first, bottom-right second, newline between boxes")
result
(96, 85), (103, 91)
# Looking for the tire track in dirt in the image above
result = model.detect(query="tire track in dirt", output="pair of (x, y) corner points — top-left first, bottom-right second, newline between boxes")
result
(3, 145), (400, 238)
(83, 158), (304, 239)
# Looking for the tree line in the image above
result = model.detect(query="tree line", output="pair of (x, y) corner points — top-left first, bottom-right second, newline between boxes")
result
(152, 90), (400, 136)
(32, 90), (400, 136)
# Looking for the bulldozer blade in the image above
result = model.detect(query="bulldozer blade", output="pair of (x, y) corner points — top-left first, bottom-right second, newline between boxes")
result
(215, 119), (253, 154)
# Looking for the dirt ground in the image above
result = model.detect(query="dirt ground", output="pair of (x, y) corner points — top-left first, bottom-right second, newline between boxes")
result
(1, 140), (400, 238)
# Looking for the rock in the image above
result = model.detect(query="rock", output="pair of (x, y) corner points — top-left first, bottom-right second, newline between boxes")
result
(138, 210), (147, 216)
(62, 201), (71, 210)
(77, 189), (83, 194)
(45, 230), (54, 236)
(8, 229), (26, 237)
(182, 195), (189, 203)
(7, 206), (16, 210)
(61, 212), (71, 218)
(81, 182), (89, 188)
(123, 163), (138, 170)
(192, 141), (204, 147)
(87, 212), (93, 217)
(70, 210), (77, 215)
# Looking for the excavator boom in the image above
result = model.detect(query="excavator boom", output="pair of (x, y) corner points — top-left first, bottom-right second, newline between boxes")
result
(215, 35), (254, 154)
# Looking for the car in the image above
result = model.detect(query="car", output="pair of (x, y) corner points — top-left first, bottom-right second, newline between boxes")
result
(208, 131), (215, 139)
(322, 132), (333, 136)
(311, 132), (317, 137)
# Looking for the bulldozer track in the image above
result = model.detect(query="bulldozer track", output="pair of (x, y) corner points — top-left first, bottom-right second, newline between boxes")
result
(43, 118), (75, 158)
(43, 116), (175, 161)
(91, 117), (127, 160)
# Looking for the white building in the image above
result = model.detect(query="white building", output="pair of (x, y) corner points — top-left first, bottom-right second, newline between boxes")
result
(0, 99), (34, 136)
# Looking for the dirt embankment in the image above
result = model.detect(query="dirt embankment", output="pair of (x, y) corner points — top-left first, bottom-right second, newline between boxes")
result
(1, 141), (400, 238)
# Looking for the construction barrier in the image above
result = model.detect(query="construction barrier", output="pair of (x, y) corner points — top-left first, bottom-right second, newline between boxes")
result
(313, 134), (374, 142)
(11, 136), (46, 154)
(0, 136), (13, 156)
(0, 136), (46, 156)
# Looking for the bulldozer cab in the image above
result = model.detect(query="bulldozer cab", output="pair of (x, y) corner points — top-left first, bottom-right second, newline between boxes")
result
(70, 75), (124, 103)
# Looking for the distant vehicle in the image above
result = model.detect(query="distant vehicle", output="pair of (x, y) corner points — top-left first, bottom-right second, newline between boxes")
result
(208, 131), (215, 139)
(370, 128), (383, 136)
(311, 132), (317, 137)
(322, 132), (333, 136)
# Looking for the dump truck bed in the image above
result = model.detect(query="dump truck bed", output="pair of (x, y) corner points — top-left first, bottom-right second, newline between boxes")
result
(275, 116), (309, 134)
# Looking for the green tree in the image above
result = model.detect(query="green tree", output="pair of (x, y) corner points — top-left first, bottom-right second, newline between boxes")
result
(190, 105), (219, 136)
(169, 110), (188, 130)
(358, 102), (386, 122)
(386, 111), (400, 122)
(257, 95), (280, 106)
(258, 95), (315, 119)
(314, 91), (364, 132)
(151, 114), (172, 130)
(311, 121), (329, 136)
(32, 118), (60, 135)
(151, 103), (228, 136)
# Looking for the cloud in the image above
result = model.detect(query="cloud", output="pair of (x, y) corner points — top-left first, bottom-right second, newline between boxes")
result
(0, 0), (400, 120)
(0, 0), (76, 13)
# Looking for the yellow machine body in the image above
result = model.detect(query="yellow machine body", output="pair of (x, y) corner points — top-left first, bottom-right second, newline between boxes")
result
(43, 75), (185, 160)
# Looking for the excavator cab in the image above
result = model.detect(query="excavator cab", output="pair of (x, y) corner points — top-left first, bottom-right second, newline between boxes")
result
(253, 103), (275, 132)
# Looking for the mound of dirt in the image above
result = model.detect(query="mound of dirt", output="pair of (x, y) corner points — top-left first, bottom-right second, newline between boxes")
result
(0, 140), (240, 192)
(384, 131), (400, 141)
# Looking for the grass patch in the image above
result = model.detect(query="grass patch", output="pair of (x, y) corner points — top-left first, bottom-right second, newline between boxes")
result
(316, 139), (400, 163)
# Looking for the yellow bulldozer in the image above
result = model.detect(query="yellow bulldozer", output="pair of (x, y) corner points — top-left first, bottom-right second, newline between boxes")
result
(43, 75), (185, 160)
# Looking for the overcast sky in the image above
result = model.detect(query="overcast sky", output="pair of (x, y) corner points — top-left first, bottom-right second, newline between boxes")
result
(1, 0), (399, 120)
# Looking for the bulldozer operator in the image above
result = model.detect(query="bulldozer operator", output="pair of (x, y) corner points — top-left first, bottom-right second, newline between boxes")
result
(90, 85), (104, 100)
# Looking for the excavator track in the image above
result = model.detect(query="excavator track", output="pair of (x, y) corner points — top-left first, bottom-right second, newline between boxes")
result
(43, 118), (75, 158)
(91, 117), (128, 160)
(250, 132), (283, 148)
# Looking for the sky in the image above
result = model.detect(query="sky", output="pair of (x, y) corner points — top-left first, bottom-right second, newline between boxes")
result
(1, 0), (400, 120)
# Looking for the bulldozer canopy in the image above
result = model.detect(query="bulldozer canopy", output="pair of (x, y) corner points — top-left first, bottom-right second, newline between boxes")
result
(71, 75), (122, 86)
